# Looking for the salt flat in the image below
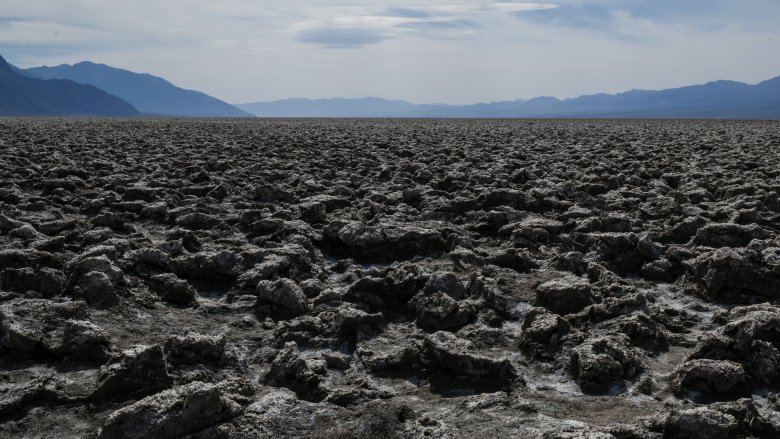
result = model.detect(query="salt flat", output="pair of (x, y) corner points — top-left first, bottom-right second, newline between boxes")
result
(1, 118), (780, 438)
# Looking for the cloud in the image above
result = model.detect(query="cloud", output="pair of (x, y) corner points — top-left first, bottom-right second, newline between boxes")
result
(514, 0), (780, 34)
(514, 3), (612, 30)
(294, 27), (393, 48)
(399, 18), (479, 30)
(288, 2), (557, 47)
(381, 7), (436, 19)
(494, 2), (558, 13)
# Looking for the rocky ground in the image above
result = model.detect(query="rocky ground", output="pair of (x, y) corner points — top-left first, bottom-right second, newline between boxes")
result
(1, 118), (780, 438)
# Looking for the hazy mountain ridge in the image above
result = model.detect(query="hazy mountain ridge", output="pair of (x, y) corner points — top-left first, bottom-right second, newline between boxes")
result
(0, 55), (139, 117)
(238, 97), (457, 118)
(239, 76), (780, 118)
(26, 62), (252, 117)
(4, 50), (779, 119)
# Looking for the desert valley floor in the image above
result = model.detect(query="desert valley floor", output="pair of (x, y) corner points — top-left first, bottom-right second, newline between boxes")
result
(1, 118), (780, 438)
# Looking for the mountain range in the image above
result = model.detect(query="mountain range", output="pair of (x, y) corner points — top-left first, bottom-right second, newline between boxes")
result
(1, 52), (779, 118)
(238, 77), (780, 119)
(0, 54), (138, 116)
(238, 98), (455, 118)
(24, 62), (251, 117)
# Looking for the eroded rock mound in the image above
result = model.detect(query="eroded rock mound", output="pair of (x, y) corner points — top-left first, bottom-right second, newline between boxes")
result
(98, 379), (253, 439)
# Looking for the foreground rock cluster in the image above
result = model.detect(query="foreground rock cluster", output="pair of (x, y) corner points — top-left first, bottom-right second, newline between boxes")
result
(1, 118), (780, 438)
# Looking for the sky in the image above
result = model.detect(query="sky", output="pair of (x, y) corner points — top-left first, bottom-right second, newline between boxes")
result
(1, 0), (780, 104)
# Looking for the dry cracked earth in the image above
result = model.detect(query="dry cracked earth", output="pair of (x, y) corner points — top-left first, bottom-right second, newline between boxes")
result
(1, 118), (780, 438)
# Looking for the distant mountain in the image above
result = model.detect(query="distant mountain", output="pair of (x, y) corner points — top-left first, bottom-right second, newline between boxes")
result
(8, 63), (30, 77)
(0, 55), (139, 117)
(237, 98), (455, 118)
(238, 76), (780, 119)
(26, 62), (252, 117)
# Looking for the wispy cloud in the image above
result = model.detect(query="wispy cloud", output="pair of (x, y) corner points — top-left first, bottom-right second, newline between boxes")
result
(295, 27), (393, 48)
(494, 2), (558, 13)
(514, 0), (780, 34)
(288, 2), (557, 48)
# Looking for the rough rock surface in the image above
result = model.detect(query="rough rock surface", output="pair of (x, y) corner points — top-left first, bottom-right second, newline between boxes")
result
(98, 379), (253, 439)
(1, 118), (780, 437)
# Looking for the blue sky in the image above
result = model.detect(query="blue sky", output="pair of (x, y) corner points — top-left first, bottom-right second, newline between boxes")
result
(1, 0), (779, 104)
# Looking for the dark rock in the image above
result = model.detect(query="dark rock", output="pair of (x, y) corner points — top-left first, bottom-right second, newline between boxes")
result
(173, 251), (242, 280)
(424, 271), (466, 300)
(551, 251), (588, 276)
(672, 359), (746, 402)
(570, 335), (641, 394)
(409, 292), (476, 331)
(92, 344), (173, 401)
(422, 331), (517, 382)
(75, 271), (119, 308)
(0, 299), (87, 356)
(568, 292), (648, 328)
(330, 221), (446, 262)
(9, 224), (46, 241)
(640, 258), (676, 281)
(535, 277), (594, 315)
(324, 384), (394, 408)
(300, 201), (327, 223)
(90, 212), (127, 232)
(321, 351), (352, 370)
(141, 202), (168, 219)
(125, 248), (173, 276)
(0, 267), (64, 298)
(481, 189), (527, 209)
(637, 235), (663, 260)
(332, 306), (383, 337)
(663, 407), (738, 439)
(574, 214), (633, 233)
(485, 248), (539, 272)
(0, 214), (25, 232)
(225, 388), (345, 437)
(122, 185), (158, 202)
(345, 264), (429, 311)
(168, 229), (202, 252)
(689, 305), (780, 387)
(264, 342), (327, 402)
(164, 332), (226, 365)
(255, 184), (297, 203)
(98, 379), (252, 439)
(256, 278), (310, 319)
(586, 232), (643, 273)
(175, 212), (221, 230)
(0, 249), (63, 271)
(273, 315), (327, 344)
(235, 255), (291, 289)
(664, 215), (709, 243)
(56, 319), (113, 362)
(147, 273), (196, 305)
(357, 329), (421, 373)
(67, 255), (125, 293)
(519, 307), (570, 359)
(207, 184), (230, 200)
(596, 312), (669, 352)
(299, 278), (323, 298)
(686, 248), (780, 303)
(694, 223), (770, 248)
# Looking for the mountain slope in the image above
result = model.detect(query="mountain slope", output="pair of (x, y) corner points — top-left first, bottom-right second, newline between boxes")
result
(0, 55), (139, 117)
(238, 76), (780, 119)
(26, 62), (252, 117)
